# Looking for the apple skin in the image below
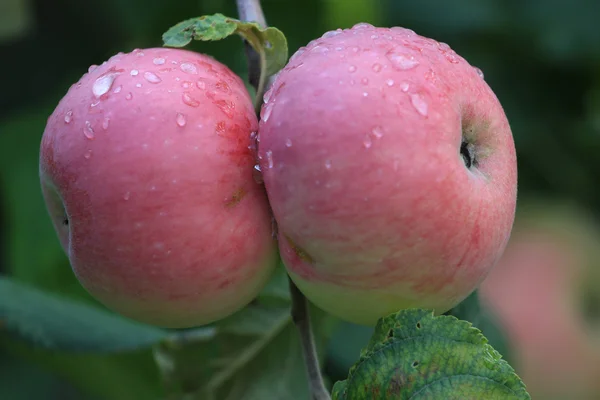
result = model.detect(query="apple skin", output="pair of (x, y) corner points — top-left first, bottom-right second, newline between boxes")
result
(479, 203), (600, 399)
(257, 24), (518, 325)
(39, 48), (278, 328)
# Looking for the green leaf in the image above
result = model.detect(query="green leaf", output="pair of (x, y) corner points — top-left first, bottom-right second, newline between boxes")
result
(332, 309), (530, 400)
(0, 277), (186, 352)
(445, 290), (512, 364)
(154, 267), (338, 400)
(162, 13), (289, 110)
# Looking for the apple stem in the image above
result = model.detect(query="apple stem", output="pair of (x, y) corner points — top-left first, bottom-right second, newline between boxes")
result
(235, 0), (270, 113)
(289, 278), (332, 400)
(236, 1), (331, 399)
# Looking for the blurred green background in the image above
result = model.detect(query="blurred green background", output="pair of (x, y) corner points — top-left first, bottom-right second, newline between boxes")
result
(1, 0), (600, 399)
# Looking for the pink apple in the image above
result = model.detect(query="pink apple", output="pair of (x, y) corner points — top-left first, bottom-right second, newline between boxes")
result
(39, 47), (278, 328)
(257, 24), (518, 325)
(479, 202), (600, 399)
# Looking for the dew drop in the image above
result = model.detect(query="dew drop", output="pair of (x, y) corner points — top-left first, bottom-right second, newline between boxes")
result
(372, 126), (384, 138)
(83, 121), (95, 139)
(363, 136), (373, 149)
(135, 83), (142, 88)
(215, 100), (235, 118)
(88, 65), (98, 73)
(84, 149), (92, 159)
(386, 50), (420, 70)
(180, 62), (198, 74)
(261, 102), (273, 122)
(90, 100), (100, 108)
(372, 63), (382, 72)
(400, 82), (409, 92)
(143, 71), (162, 83)
(325, 159), (332, 169)
(266, 150), (274, 169)
(410, 93), (428, 117)
(352, 22), (374, 30)
(196, 79), (207, 90)
(362, 92), (369, 97)
(64, 110), (73, 124)
(248, 131), (259, 152)
(153, 57), (166, 65)
(92, 69), (121, 98)
(102, 117), (110, 130)
(176, 113), (187, 127)
(289, 47), (306, 63)
(215, 80), (231, 93)
(182, 92), (200, 107)
(474, 67), (484, 79)
(253, 164), (263, 184)
(285, 138), (293, 147)
(322, 29), (342, 39)
(361, 78), (369, 85)
(130, 69), (139, 76)
(125, 92), (133, 100)
(348, 65), (357, 73)
(113, 85), (122, 94)
(124, 192), (131, 200)
(386, 79), (395, 87)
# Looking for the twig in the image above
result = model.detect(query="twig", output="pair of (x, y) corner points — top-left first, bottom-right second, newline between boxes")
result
(289, 278), (332, 400)
(236, 1), (331, 399)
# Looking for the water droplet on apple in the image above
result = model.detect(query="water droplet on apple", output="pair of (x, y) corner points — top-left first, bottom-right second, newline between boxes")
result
(215, 121), (227, 135)
(372, 63), (382, 72)
(124, 192), (131, 200)
(64, 110), (73, 124)
(143, 71), (162, 83)
(410, 93), (428, 116)
(90, 100), (100, 108)
(215, 100), (235, 118)
(84, 149), (92, 159)
(92, 69), (121, 98)
(285, 138), (293, 147)
(386, 50), (419, 70)
(352, 22), (374, 30)
(474, 67), (484, 79)
(348, 65), (357, 73)
(88, 65), (98, 73)
(363, 136), (373, 149)
(176, 113), (186, 127)
(253, 164), (263, 184)
(180, 62), (198, 74)
(322, 29), (342, 39)
(266, 150), (274, 169)
(135, 83), (142, 88)
(182, 92), (200, 107)
(83, 121), (95, 139)
(113, 85), (122, 94)
(372, 126), (384, 138)
(361, 78), (369, 85)
(153, 57), (165, 65)
(125, 92), (133, 100)
(261, 102), (273, 122)
(130, 69), (139, 76)
(325, 159), (332, 169)
(386, 79), (395, 87)
(102, 117), (110, 130)
(400, 82), (409, 92)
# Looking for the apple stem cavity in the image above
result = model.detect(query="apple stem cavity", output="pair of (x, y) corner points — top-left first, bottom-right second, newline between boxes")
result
(289, 279), (332, 400)
(237, 1), (331, 398)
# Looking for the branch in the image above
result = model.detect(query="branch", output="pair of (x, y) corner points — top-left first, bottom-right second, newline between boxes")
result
(289, 278), (332, 400)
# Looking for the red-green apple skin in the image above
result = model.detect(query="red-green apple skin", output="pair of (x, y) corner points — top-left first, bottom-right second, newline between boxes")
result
(480, 204), (600, 400)
(258, 24), (518, 325)
(39, 48), (278, 328)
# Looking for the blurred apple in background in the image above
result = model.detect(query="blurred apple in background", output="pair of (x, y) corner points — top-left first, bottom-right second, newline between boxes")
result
(479, 200), (600, 400)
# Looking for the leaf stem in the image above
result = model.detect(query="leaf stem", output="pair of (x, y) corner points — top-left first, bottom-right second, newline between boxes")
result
(289, 278), (332, 400)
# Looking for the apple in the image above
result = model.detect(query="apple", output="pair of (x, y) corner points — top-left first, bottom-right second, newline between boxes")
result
(479, 202), (600, 399)
(39, 47), (278, 328)
(257, 24), (518, 325)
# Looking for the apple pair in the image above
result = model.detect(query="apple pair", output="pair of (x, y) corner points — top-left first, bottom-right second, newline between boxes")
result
(40, 24), (517, 328)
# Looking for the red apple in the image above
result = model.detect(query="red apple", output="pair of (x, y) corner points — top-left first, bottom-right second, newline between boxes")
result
(479, 202), (600, 399)
(257, 24), (518, 325)
(39, 48), (278, 328)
